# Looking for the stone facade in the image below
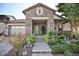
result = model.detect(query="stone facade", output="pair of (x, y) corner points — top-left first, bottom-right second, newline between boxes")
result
(0, 3), (69, 36)
(23, 3), (65, 35)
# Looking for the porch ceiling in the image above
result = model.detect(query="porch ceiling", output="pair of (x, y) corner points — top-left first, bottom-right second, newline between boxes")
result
(33, 20), (47, 24)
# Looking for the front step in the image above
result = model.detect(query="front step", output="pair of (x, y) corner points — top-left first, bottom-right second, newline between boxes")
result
(32, 42), (52, 56)
(32, 51), (52, 56)
(36, 36), (43, 42)
(32, 36), (52, 56)
(32, 49), (52, 56)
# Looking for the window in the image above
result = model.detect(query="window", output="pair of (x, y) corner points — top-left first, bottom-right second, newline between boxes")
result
(37, 7), (43, 15)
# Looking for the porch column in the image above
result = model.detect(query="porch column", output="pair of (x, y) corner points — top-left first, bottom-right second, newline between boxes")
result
(47, 19), (54, 32)
(8, 25), (11, 36)
(26, 19), (32, 35)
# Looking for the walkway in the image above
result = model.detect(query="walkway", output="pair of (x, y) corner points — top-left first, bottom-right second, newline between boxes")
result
(32, 36), (52, 56)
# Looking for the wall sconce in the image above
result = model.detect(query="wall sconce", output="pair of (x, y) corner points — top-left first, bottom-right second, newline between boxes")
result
(50, 23), (53, 26)
(59, 24), (62, 28)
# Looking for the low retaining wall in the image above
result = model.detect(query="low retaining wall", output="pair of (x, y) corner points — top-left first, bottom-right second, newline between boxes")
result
(0, 43), (16, 56)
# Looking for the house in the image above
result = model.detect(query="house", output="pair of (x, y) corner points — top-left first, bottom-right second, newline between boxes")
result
(0, 3), (71, 36)
(0, 15), (16, 35)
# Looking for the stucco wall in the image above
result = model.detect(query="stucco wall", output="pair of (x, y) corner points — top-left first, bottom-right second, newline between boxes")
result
(0, 22), (6, 34)
(63, 22), (71, 31)
(76, 27), (79, 33)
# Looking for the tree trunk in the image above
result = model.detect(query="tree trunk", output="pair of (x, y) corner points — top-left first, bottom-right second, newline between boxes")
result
(70, 21), (73, 38)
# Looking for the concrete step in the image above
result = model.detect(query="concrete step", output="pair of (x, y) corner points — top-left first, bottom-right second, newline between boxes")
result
(32, 42), (52, 56)
(32, 52), (52, 56)
(32, 49), (52, 56)
(32, 36), (52, 56)
(36, 36), (43, 42)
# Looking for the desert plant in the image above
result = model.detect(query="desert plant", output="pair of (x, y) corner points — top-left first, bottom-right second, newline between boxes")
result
(12, 39), (24, 55)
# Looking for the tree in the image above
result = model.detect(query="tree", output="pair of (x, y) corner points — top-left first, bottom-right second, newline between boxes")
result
(57, 3), (79, 37)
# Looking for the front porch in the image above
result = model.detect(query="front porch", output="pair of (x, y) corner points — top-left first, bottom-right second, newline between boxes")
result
(32, 20), (47, 35)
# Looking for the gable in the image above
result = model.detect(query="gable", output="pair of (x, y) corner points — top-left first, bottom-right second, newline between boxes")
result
(23, 3), (56, 15)
(53, 14), (66, 20)
(22, 3), (66, 21)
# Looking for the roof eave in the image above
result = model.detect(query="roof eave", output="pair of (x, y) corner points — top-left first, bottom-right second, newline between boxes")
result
(54, 13), (67, 20)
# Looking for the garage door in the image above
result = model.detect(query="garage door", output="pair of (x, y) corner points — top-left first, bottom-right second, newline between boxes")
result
(11, 26), (26, 36)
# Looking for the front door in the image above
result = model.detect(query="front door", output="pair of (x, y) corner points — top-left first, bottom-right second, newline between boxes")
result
(33, 24), (47, 35)
(33, 20), (47, 35)
(33, 25), (39, 35)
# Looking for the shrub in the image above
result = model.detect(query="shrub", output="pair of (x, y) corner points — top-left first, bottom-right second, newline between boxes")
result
(24, 35), (36, 46)
(48, 31), (54, 39)
(50, 42), (73, 55)
(63, 42), (79, 53)
(59, 34), (66, 39)
(62, 42), (73, 51)
(61, 42), (73, 55)
(46, 31), (57, 39)
(50, 44), (63, 53)
(47, 31), (79, 55)
(43, 31), (59, 44)
(52, 35), (65, 44)
(64, 49), (73, 56)
(57, 38), (65, 44)
(48, 39), (57, 45)
(43, 34), (49, 43)
(29, 35), (36, 43)
(46, 31), (66, 45)
(70, 43), (79, 53)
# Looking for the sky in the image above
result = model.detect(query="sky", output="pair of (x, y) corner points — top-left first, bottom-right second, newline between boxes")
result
(0, 0), (78, 19)
(0, 1), (59, 19)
